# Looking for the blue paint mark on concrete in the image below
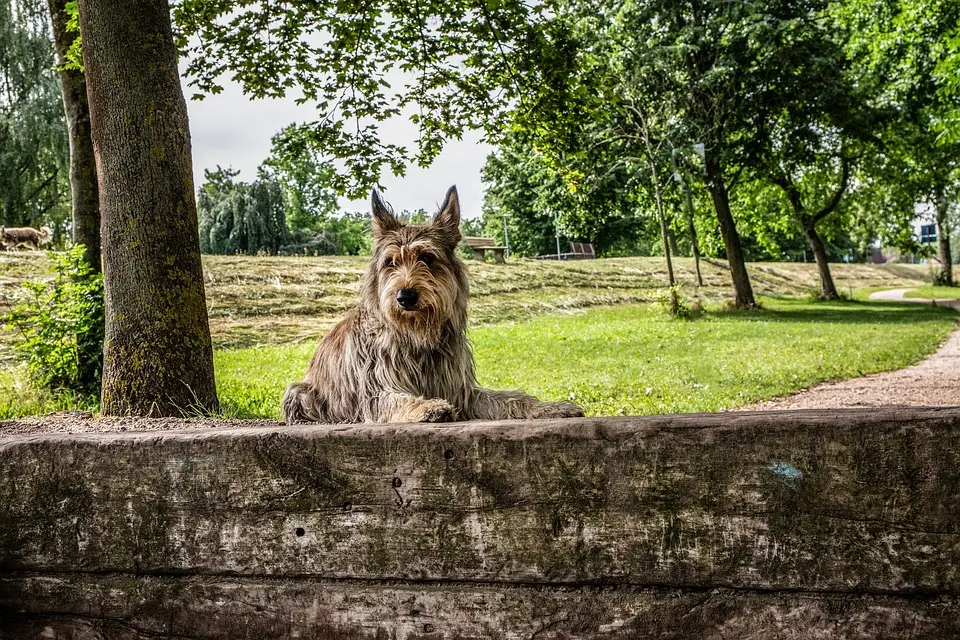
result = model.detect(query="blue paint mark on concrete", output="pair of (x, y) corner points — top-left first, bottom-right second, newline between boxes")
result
(769, 461), (803, 480)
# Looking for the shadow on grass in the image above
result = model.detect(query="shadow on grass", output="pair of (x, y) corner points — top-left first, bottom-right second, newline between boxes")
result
(704, 297), (959, 326)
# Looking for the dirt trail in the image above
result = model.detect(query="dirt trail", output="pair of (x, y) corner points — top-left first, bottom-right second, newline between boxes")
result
(740, 289), (960, 411)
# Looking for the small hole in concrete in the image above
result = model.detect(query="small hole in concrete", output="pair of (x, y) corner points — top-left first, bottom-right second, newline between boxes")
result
(392, 477), (402, 488)
(443, 449), (454, 460)
(342, 501), (352, 512)
(294, 527), (305, 537)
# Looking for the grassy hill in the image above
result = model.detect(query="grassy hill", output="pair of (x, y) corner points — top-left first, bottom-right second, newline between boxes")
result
(0, 251), (940, 352)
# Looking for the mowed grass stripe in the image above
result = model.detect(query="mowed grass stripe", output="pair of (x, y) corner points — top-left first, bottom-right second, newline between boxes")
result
(214, 297), (958, 420)
(904, 286), (960, 300)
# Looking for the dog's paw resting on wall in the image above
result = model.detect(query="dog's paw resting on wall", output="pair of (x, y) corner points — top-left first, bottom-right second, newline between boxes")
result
(281, 185), (584, 425)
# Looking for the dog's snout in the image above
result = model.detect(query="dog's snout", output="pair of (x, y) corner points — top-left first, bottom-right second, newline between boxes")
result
(396, 288), (419, 309)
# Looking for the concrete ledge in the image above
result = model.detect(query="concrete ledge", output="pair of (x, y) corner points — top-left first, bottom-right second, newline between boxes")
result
(3, 407), (960, 638)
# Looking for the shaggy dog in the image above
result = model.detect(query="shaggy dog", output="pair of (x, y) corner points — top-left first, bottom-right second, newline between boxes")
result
(282, 186), (584, 424)
(0, 226), (52, 251)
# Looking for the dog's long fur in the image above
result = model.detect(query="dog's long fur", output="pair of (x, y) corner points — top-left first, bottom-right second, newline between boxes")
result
(0, 226), (52, 251)
(282, 185), (584, 424)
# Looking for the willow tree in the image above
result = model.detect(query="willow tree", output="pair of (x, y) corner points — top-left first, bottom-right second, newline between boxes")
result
(77, 0), (218, 416)
(0, 0), (68, 229)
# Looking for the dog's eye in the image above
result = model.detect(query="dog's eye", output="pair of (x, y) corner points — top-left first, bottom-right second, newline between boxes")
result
(382, 257), (396, 269)
(420, 252), (436, 266)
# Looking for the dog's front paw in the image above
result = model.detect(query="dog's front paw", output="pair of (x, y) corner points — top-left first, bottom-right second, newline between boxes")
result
(533, 402), (585, 419)
(418, 398), (457, 423)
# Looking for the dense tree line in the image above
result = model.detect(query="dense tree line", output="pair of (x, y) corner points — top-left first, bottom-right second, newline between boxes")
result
(474, 0), (959, 300)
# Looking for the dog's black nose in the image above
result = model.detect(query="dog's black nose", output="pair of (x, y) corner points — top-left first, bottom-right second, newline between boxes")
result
(396, 288), (419, 309)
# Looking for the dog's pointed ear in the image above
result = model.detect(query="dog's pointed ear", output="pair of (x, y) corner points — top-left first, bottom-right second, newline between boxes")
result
(371, 189), (401, 237)
(432, 185), (461, 242)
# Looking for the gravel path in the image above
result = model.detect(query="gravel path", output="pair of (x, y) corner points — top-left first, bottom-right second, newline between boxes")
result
(739, 289), (960, 411)
(0, 413), (280, 438)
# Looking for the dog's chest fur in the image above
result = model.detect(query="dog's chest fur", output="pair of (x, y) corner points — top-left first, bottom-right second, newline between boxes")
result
(355, 309), (472, 405)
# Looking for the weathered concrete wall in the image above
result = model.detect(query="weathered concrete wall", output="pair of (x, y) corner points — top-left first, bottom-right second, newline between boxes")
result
(2, 407), (960, 638)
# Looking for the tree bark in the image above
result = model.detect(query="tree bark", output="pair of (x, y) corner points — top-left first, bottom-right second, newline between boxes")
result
(680, 179), (704, 286)
(934, 184), (954, 287)
(77, 0), (219, 416)
(47, 0), (103, 392)
(666, 227), (680, 258)
(47, 0), (100, 271)
(803, 223), (839, 300)
(704, 155), (756, 308)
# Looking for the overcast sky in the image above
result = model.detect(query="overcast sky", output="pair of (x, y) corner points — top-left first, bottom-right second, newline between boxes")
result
(182, 78), (492, 221)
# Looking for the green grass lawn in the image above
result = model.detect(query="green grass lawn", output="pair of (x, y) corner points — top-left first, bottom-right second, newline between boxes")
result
(213, 297), (958, 420)
(904, 285), (960, 300)
(2, 296), (955, 420)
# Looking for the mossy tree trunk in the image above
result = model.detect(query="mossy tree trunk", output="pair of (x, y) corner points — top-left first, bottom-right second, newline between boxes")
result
(76, 0), (219, 416)
(47, 0), (103, 391)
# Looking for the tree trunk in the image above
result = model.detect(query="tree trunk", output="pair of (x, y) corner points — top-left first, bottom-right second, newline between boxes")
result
(645, 153), (677, 314)
(934, 184), (954, 287)
(704, 156), (756, 308)
(656, 201), (678, 315)
(47, 0), (100, 271)
(667, 227), (680, 259)
(77, 0), (219, 416)
(803, 223), (839, 300)
(680, 180), (704, 286)
(48, 0), (103, 392)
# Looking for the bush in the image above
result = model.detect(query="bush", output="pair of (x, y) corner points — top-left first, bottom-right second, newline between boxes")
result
(2, 246), (104, 396)
(655, 284), (701, 319)
(932, 269), (956, 287)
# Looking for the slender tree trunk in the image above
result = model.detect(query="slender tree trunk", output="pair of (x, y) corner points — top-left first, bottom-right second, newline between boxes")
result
(77, 0), (219, 416)
(803, 223), (839, 300)
(651, 182), (677, 314)
(639, 118), (677, 313)
(680, 180), (704, 286)
(934, 184), (954, 287)
(48, 0), (103, 392)
(47, 0), (100, 270)
(704, 156), (756, 308)
(667, 227), (680, 259)
(642, 141), (677, 314)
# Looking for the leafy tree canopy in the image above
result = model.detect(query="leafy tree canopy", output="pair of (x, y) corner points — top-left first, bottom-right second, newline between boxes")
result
(259, 123), (340, 231)
(175, 0), (561, 197)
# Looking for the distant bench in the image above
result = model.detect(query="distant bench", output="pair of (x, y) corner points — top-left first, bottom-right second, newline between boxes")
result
(462, 236), (506, 264)
(534, 241), (596, 260)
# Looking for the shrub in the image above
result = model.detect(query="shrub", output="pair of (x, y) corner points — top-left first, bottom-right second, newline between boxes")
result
(655, 284), (701, 319)
(932, 270), (956, 287)
(2, 246), (104, 396)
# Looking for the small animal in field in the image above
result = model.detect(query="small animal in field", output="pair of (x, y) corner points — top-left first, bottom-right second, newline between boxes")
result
(0, 225), (52, 251)
(282, 185), (584, 425)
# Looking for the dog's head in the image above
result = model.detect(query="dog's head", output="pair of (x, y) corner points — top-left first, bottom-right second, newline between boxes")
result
(364, 185), (468, 340)
(38, 227), (52, 244)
